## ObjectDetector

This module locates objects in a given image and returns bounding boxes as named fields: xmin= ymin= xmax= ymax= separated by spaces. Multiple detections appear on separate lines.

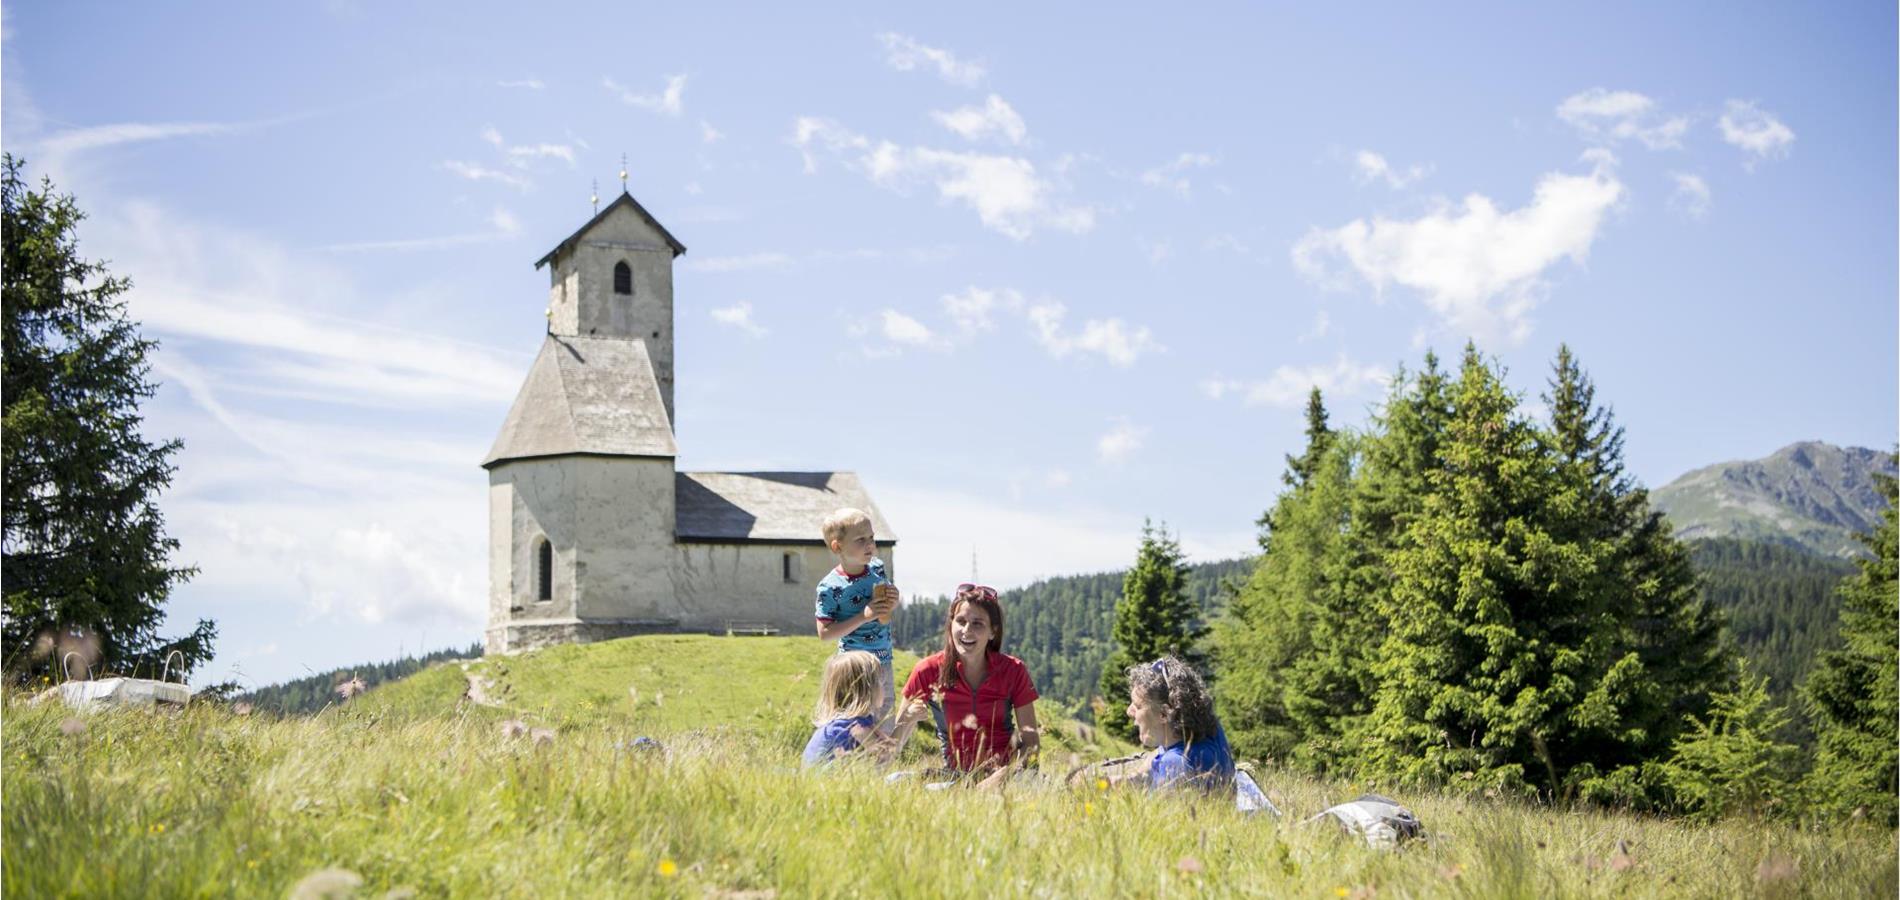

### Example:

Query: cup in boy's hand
xmin=871 ymin=582 xmax=899 ymax=624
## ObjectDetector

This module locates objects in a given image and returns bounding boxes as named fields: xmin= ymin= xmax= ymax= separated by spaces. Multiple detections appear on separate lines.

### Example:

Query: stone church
xmin=482 ymin=189 xmax=896 ymax=654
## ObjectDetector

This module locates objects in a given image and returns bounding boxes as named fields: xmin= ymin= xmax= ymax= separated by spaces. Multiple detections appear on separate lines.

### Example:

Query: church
xmin=481 ymin=187 xmax=897 ymax=654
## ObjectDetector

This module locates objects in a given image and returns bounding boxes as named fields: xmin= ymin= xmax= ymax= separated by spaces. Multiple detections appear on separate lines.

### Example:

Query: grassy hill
xmin=7 ymin=666 xmax=1894 ymax=897
xmin=1655 ymin=441 xmax=1895 ymax=559
xmin=355 ymin=633 xmax=1132 ymax=761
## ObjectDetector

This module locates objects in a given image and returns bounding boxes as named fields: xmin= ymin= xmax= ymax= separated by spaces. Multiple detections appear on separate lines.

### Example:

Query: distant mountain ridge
xmin=1653 ymin=441 xmax=1895 ymax=558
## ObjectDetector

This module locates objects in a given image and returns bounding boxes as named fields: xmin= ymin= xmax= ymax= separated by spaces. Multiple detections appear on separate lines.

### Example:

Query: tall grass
xmin=6 ymin=699 xmax=1894 ymax=898
xmin=6 ymin=635 xmax=1894 ymax=897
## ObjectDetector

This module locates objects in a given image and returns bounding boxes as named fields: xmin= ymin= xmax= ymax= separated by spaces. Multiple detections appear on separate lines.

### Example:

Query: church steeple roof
xmin=482 ymin=334 xmax=677 ymax=468
xmin=533 ymin=191 xmax=687 ymax=270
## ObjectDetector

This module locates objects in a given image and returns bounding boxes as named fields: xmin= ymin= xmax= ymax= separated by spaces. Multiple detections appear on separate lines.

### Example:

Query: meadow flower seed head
xmin=336 ymin=677 xmax=366 ymax=700
xmin=500 ymin=720 xmax=528 ymax=739
xmin=532 ymin=728 xmax=556 ymax=746
xmin=59 ymin=717 xmax=85 ymax=736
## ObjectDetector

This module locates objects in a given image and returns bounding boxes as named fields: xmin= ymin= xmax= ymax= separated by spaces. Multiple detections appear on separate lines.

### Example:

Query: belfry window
xmin=613 ymin=261 xmax=633 ymax=295
xmin=536 ymin=538 xmax=553 ymax=602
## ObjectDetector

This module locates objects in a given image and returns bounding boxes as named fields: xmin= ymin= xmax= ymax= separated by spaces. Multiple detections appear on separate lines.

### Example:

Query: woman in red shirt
xmin=902 ymin=584 xmax=1041 ymax=775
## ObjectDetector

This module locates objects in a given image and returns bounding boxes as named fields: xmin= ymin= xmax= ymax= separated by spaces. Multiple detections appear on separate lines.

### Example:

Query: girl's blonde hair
xmin=813 ymin=650 xmax=881 ymax=726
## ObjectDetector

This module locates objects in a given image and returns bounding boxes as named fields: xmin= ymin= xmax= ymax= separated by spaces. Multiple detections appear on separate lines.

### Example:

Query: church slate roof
xmin=675 ymin=472 xmax=898 ymax=544
xmin=482 ymin=334 xmax=677 ymax=467
xmin=534 ymin=191 xmax=687 ymax=268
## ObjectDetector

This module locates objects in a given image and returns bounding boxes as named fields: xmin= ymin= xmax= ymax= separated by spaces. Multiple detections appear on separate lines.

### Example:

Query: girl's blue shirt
xmin=801 ymin=714 xmax=876 ymax=768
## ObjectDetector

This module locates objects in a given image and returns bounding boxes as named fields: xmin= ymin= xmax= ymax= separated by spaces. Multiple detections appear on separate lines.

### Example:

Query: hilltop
xmin=355 ymin=633 xmax=1133 ymax=760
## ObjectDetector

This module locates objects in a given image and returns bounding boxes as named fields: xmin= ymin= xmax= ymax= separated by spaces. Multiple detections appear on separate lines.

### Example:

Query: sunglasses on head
xmin=1149 ymin=659 xmax=1170 ymax=695
xmin=954 ymin=583 xmax=997 ymax=602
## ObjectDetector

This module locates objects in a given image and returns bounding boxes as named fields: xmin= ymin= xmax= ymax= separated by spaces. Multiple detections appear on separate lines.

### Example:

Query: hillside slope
xmin=1654 ymin=441 xmax=1894 ymax=558
xmin=357 ymin=634 xmax=1131 ymax=759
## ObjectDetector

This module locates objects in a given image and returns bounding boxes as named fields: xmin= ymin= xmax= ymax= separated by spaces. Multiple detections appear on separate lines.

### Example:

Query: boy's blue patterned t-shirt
xmin=814 ymin=558 xmax=892 ymax=661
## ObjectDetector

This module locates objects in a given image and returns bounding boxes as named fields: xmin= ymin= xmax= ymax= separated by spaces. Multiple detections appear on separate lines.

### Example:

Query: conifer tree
xmin=1802 ymin=471 xmax=1898 ymax=823
xmin=1 ymin=156 xmax=210 ymax=682
xmin=1541 ymin=345 xmax=1727 ymax=798
xmin=1284 ymin=387 xmax=1332 ymax=488
xmin=1365 ymin=345 xmax=1618 ymax=796
xmin=1215 ymin=389 xmax=1352 ymax=761
xmin=1097 ymin=521 xmax=1201 ymax=741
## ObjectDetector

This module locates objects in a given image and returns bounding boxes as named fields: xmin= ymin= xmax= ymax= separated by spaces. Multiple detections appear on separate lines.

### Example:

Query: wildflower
xmin=658 ymin=859 xmax=679 ymax=878
xmin=1175 ymin=856 xmax=1203 ymax=875
xmin=148 ymin=823 xmax=165 ymax=835
xmin=1083 ymin=802 xmax=1095 ymax=817
xmin=499 ymin=719 xmax=528 ymax=739
xmin=1095 ymin=778 xmax=1109 ymax=792
xmin=335 ymin=676 xmax=366 ymax=700
xmin=531 ymin=728 xmax=556 ymax=746
xmin=234 ymin=702 xmax=254 ymax=716
xmin=59 ymin=718 xmax=85 ymax=736
xmin=1335 ymin=889 xmax=1350 ymax=898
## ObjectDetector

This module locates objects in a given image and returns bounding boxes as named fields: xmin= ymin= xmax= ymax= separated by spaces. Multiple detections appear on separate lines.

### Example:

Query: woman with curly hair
xmin=1118 ymin=655 xmax=1234 ymax=792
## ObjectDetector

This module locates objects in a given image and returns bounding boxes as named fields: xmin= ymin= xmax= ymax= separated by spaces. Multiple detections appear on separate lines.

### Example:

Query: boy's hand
xmin=869 ymin=582 xmax=898 ymax=619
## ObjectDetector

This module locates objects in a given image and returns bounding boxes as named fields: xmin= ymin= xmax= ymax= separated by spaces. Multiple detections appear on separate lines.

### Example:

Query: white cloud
xmin=498 ymin=78 xmax=544 ymax=90
xmin=441 ymin=160 xmax=531 ymax=191
xmin=700 ymin=120 xmax=724 ymax=144
xmin=932 ymin=95 xmax=1027 ymax=145
xmin=1556 ymin=88 xmax=1688 ymax=150
xmin=1026 ymin=302 xmax=1160 ymax=366
xmin=876 ymin=32 xmax=985 ymax=86
xmin=1298 ymin=310 xmax=1331 ymax=343
xmin=1291 ymin=154 xmax=1624 ymax=345
xmin=941 ymin=286 xmax=1024 ymax=333
xmin=604 ymin=74 xmax=687 ymax=116
xmin=505 ymin=143 xmax=575 ymax=167
xmin=1718 ymin=100 xmax=1795 ymax=165
xmin=1139 ymin=152 xmax=1218 ymax=196
xmin=1139 ymin=237 xmax=1174 ymax=265
xmin=317 ymin=206 xmax=520 ymax=253
xmin=792 ymin=117 xmax=1093 ymax=240
xmin=1043 ymin=469 xmax=1073 ymax=489
xmin=1097 ymin=418 xmax=1149 ymax=464
xmin=36 ymin=121 xmax=242 ymax=158
xmin=682 ymin=252 xmax=793 ymax=273
xmin=1204 ymin=356 xmax=1390 ymax=409
xmin=1354 ymin=150 xmax=1429 ymax=189
xmin=880 ymin=309 xmax=937 ymax=346
xmin=710 ymin=302 xmax=766 ymax=337
xmin=1669 ymin=172 xmax=1712 ymax=220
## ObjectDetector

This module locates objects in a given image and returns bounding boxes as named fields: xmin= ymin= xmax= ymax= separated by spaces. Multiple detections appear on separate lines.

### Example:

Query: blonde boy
xmin=814 ymin=507 xmax=899 ymax=734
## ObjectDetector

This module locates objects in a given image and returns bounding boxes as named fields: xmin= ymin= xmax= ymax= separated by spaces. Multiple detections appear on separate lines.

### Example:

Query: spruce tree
xmin=1540 ymin=345 xmax=1728 ymax=802
xmin=1097 ymin=520 xmax=1200 ymax=741
xmin=1215 ymin=389 xmax=1352 ymax=762
xmin=1365 ymin=345 xmax=1614 ymax=796
xmin=1 ymin=155 xmax=210 ymax=683
xmin=1802 ymin=471 xmax=1898 ymax=823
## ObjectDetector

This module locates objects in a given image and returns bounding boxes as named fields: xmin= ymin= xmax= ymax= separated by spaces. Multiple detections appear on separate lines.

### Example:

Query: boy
xmin=814 ymin=507 xmax=900 ymax=735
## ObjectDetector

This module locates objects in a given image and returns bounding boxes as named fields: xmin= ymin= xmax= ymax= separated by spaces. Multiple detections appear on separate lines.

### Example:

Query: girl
xmin=901 ymin=584 xmax=1042 ymax=776
xmin=802 ymin=650 xmax=925 ymax=768
xmin=1117 ymin=655 xmax=1234 ymax=792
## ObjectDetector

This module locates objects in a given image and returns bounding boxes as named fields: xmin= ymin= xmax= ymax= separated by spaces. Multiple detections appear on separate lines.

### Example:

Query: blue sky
xmin=5 ymin=3 xmax=1894 ymax=688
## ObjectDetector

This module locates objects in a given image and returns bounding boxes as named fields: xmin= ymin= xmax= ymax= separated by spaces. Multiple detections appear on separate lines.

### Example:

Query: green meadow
xmin=4 ymin=635 xmax=1893 ymax=898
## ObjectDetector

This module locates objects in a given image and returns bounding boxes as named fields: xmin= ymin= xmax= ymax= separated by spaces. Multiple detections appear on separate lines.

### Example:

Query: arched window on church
xmin=536 ymin=538 xmax=553 ymax=602
xmin=613 ymin=260 xmax=633 ymax=295
xmin=782 ymin=552 xmax=797 ymax=583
